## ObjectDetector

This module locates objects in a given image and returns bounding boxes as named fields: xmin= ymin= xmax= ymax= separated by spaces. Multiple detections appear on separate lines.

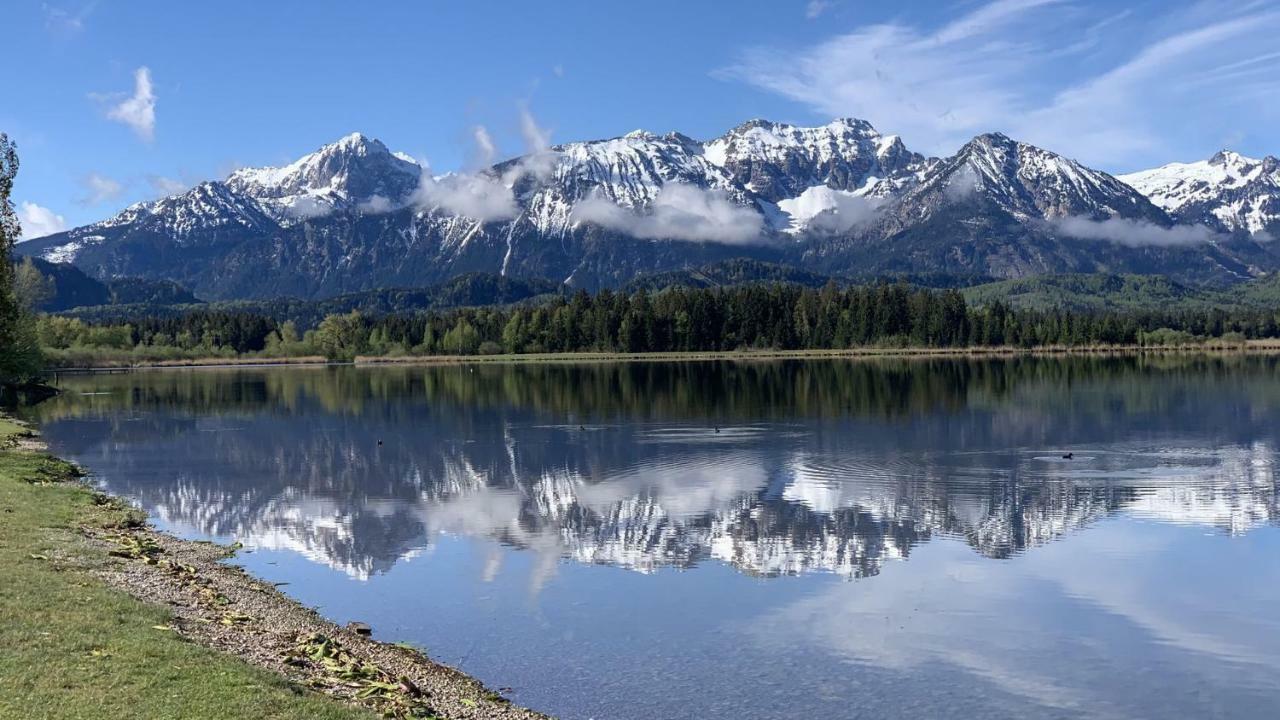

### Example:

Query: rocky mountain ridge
xmin=18 ymin=119 xmax=1279 ymax=299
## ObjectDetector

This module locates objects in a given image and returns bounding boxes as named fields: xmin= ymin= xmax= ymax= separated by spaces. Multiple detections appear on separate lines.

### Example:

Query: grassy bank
xmin=0 ymin=417 xmax=375 ymax=720
xmin=0 ymin=416 xmax=547 ymax=720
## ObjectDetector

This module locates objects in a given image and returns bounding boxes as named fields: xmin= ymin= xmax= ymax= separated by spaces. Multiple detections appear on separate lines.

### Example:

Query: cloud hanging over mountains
xmin=574 ymin=184 xmax=764 ymax=244
xmin=411 ymin=171 xmax=519 ymax=222
xmin=1052 ymin=216 xmax=1220 ymax=247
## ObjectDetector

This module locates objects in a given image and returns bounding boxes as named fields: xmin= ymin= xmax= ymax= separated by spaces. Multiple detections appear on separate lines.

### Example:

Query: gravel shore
xmin=87 ymin=522 xmax=551 ymax=719
xmin=14 ymin=425 xmax=551 ymax=720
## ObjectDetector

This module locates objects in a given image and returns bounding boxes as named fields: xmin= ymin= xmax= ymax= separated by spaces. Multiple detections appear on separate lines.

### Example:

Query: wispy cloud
xmin=363 ymin=106 xmax=559 ymax=222
xmin=511 ymin=106 xmax=558 ymax=181
xmin=722 ymin=1 xmax=1280 ymax=167
xmin=573 ymin=184 xmax=764 ymax=244
xmin=284 ymin=196 xmax=333 ymax=220
xmin=43 ymin=1 xmax=95 ymax=36
xmin=357 ymin=194 xmax=393 ymax=214
xmin=1052 ymin=216 xmax=1220 ymax=247
xmin=472 ymin=125 xmax=497 ymax=167
xmin=97 ymin=67 xmax=157 ymax=142
xmin=720 ymin=0 xmax=1054 ymax=158
xmin=146 ymin=174 xmax=187 ymax=198
xmin=411 ymin=171 xmax=518 ymax=222
xmin=804 ymin=0 xmax=831 ymax=20
xmin=518 ymin=105 xmax=552 ymax=152
xmin=78 ymin=172 xmax=123 ymax=205
xmin=17 ymin=201 xmax=67 ymax=241
xmin=1019 ymin=12 xmax=1280 ymax=163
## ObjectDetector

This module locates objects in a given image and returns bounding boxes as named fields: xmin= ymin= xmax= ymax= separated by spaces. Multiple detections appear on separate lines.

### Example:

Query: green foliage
xmin=33 ymin=277 xmax=1280 ymax=366
xmin=107 ymin=277 xmax=200 ymax=306
xmin=0 ymin=134 xmax=46 ymax=384
xmin=1138 ymin=327 xmax=1195 ymax=346
xmin=313 ymin=311 xmax=369 ymax=360
xmin=12 ymin=257 xmax=55 ymax=310
xmin=0 ymin=419 xmax=375 ymax=719
xmin=59 ymin=271 xmax=558 ymax=329
xmin=961 ymin=273 xmax=1254 ymax=312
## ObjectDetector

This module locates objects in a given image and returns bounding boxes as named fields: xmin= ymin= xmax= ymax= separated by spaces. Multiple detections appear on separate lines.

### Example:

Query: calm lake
xmin=23 ymin=357 xmax=1280 ymax=720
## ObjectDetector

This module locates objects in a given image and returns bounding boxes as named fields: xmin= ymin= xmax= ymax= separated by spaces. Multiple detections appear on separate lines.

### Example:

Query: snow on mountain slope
xmin=21 ymin=133 xmax=421 ymax=264
xmin=917 ymin=132 xmax=1161 ymax=222
xmin=516 ymin=129 xmax=741 ymax=236
xmin=805 ymin=132 xmax=1200 ymax=283
xmin=18 ymin=119 xmax=1278 ymax=297
xmin=704 ymin=118 xmax=929 ymax=202
xmin=1119 ymin=151 xmax=1280 ymax=235
xmin=516 ymin=118 xmax=927 ymax=237
xmin=225 ymin=132 xmax=421 ymax=223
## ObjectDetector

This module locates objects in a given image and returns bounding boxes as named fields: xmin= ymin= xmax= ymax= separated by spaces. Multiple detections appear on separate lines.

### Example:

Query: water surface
xmin=25 ymin=357 xmax=1280 ymax=719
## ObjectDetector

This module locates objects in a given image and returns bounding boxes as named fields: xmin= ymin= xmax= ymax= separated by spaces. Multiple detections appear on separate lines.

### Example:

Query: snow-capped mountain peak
xmin=1119 ymin=150 xmax=1280 ymax=234
xmin=224 ymin=133 xmax=421 ymax=221
xmin=16 ymin=120 xmax=1278 ymax=298
xmin=703 ymin=117 xmax=928 ymax=203
xmin=934 ymin=132 xmax=1160 ymax=221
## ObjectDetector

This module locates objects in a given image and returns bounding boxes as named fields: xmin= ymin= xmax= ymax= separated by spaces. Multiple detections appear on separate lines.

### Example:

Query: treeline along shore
xmin=35 ymin=282 xmax=1280 ymax=366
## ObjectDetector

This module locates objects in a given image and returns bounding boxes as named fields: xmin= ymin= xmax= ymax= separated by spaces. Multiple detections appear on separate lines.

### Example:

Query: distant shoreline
xmin=45 ymin=340 xmax=1280 ymax=373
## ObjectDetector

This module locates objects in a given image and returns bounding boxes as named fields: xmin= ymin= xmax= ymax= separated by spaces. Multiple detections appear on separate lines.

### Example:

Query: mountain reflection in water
xmin=29 ymin=357 xmax=1280 ymax=581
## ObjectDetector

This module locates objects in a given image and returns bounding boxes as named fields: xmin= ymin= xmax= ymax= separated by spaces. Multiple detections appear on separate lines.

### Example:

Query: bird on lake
xmin=1062 ymin=452 xmax=1074 ymax=459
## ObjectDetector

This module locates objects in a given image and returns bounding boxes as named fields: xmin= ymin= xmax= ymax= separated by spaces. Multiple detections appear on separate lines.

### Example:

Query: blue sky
xmin=7 ymin=0 xmax=1279 ymax=238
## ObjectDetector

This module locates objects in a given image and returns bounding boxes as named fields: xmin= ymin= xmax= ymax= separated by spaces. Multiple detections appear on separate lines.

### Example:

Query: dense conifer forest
xmin=35 ymin=282 xmax=1280 ymax=364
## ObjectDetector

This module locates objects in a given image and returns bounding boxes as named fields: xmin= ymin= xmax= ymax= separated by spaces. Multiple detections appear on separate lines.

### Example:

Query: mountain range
xmin=17 ymin=119 xmax=1280 ymax=301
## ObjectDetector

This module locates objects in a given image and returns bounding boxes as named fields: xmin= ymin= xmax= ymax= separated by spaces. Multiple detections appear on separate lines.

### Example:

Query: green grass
xmin=0 ymin=418 xmax=374 ymax=720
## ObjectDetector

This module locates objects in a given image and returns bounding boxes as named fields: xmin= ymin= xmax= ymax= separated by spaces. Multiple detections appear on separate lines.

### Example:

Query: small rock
xmin=398 ymin=675 xmax=422 ymax=697
xmin=347 ymin=621 xmax=372 ymax=636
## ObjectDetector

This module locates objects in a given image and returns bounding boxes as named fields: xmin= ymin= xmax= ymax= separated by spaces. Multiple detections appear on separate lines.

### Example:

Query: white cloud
xmin=722 ymin=2 xmax=1280 ymax=167
xmin=1052 ymin=216 xmax=1220 ymax=247
xmin=1019 ymin=14 xmax=1280 ymax=164
xmin=944 ymin=167 xmax=981 ymax=202
xmin=284 ymin=196 xmax=333 ymax=220
xmin=402 ymin=118 xmax=526 ymax=222
xmin=472 ymin=125 xmax=497 ymax=167
xmin=43 ymin=2 xmax=94 ymax=35
xmin=499 ymin=107 xmax=558 ymax=183
xmin=17 ymin=201 xmax=68 ymax=241
xmin=518 ymin=105 xmax=551 ymax=152
xmin=358 ymin=194 xmax=394 ymax=214
xmin=573 ymin=183 xmax=764 ymax=244
xmin=778 ymin=186 xmax=882 ymax=234
xmin=78 ymin=172 xmax=123 ymax=205
xmin=374 ymin=116 xmax=539 ymax=222
xmin=102 ymin=67 xmax=157 ymax=142
xmin=804 ymin=0 xmax=831 ymax=20
xmin=412 ymin=171 xmax=518 ymax=222
xmin=146 ymin=175 xmax=187 ymax=198
xmin=720 ymin=2 xmax=1050 ymax=158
